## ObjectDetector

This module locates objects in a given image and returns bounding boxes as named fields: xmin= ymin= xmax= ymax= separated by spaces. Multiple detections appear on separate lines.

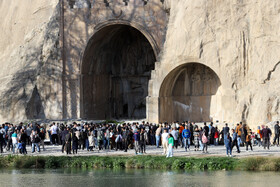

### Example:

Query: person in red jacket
xmin=214 ymin=127 xmax=219 ymax=146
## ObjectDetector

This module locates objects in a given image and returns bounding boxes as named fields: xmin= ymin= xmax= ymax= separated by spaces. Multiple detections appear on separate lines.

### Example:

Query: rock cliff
xmin=0 ymin=0 xmax=61 ymax=122
xmin=157 ymin=0 xmax=280 ymax=127
xmin=0 ymin=0 xmax=280 ymax=128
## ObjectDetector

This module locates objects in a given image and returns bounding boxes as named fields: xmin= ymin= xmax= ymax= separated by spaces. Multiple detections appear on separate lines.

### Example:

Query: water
xmin=0 ymin=169 xmax=279 ymax=187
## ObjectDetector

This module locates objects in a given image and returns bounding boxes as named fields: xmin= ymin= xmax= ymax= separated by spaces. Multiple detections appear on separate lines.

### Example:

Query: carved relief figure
xmin=191 ymin=69 xmax=202 ymax=96
xmin=183 ymin=70 xmax=191 ymax=96
xmin=202 ymin=68 xmax=213 ymax=95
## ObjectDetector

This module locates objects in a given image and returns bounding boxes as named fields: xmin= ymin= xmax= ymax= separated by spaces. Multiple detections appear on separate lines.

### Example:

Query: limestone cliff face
xmin=1 ymin=0 xmax=280 ymax=128
xmin=0 ymin=0 xmax=61 ymax=122
xmin=154 ymin=0 xmax=280 ymax=127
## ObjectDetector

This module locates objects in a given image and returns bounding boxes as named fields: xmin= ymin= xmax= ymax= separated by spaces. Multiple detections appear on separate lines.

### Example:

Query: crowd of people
xmin=0 ymin=120 xmax=279 ymax=158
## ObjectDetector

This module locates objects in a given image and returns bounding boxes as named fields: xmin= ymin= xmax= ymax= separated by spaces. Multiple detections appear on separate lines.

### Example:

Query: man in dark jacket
xmin=139 ymin=128 xmax=148 ymax=154
xmin=203 ymin=122 xmax=209 ymax=137
xmin=122 ymin=127 xmax=129 ymax=152
xmin=231 ymin=129 xmax=240 ymax=153
xmin=61 ymin=127 xmax=69 ymax=153
xmin=273 ymin=121 xmax=280 ymax=146
xmin=65 ymin=127 xmax=72 ymax=155
xmin=262 ymin=126 xmax=272 ymax=150
xmin=19 ymin=129 xmax=28 ymax=154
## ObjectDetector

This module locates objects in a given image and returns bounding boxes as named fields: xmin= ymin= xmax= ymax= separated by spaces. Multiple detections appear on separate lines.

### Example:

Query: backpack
xmin=115 ymin=134 xmax=122 ymax=143
xmin=202 ymin=134 xmax=208 ymax=144
xmin=35 ymin=134 xmax=41 ymax=143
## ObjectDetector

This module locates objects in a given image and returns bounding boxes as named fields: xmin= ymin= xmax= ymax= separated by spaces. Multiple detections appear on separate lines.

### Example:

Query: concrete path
xmin=1 ymin=144 xmax=279 ymax=158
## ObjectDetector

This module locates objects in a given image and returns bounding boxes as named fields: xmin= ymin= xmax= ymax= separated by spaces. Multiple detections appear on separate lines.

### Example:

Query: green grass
xmin=0 ymin=155 xmax=279 ymax=171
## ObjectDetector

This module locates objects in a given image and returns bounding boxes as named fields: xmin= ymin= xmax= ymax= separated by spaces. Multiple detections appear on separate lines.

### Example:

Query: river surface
xmin=0 ymin=169 xmax=279 ymax=187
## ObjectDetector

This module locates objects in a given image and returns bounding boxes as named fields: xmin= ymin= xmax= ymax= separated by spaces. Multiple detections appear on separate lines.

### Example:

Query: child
xmin=18 ymin=141 xmax=23 ymax=154
xmin=246 ymin=132 xmax=253 ymax=151
xmin=202 ymin=131 xmax=208 ymax=153
xmin=166 ymin=134 xmax=174 ymax=158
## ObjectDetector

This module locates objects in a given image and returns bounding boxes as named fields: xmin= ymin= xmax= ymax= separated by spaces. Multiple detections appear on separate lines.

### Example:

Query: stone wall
xmin=0 ymin=0 xmax=62 ymax=122
xmin=62 ymin=0 xmax=167 ymax=119
xmin=147 ymin=0 xmax=280 ymax=128
xmin=1 ymin=0 xmax=280 ymax=129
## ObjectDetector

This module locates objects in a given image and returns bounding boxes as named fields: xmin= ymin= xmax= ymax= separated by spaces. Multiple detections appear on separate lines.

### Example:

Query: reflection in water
xmin=0 ymin=169 xmax=280 ymax=187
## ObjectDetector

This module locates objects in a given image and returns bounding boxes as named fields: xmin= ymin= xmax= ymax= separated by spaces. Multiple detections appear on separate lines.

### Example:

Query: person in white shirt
xmin=50 ymin=123 xmax=58 ymax=145
xmin=161 ymin=129 xmax=169 ymax=155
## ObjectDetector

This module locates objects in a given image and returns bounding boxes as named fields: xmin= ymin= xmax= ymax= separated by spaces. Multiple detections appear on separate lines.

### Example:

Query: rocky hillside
xmin=0 ymin=0 xmax=61 ymax=122
xmin=159 ymin=0 xmax=280 ymax=127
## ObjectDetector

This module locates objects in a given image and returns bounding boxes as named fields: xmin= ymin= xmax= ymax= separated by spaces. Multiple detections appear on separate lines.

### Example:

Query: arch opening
xmin=159 ymin=63 xmax=221 ymax=123
xmin=81 ymin=24 xmax=156 ymax=119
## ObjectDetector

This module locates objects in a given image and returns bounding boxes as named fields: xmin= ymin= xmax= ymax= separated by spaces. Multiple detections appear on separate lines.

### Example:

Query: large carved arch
xmin=157 ymin=62 xmax=221 ymax=123
xmin=61 ymin=0 xmax=167 ymax=119
xmin=80 ymin=23 xmax=156 ymax=119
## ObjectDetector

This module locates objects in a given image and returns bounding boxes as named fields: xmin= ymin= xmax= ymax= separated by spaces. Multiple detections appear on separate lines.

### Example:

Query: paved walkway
xmin=1 ymin=144 xmax=280 ymax=158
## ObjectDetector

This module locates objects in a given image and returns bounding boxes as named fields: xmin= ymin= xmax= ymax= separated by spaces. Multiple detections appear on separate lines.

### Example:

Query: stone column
xmin=146 ymin=96 xmax=159 ymax=123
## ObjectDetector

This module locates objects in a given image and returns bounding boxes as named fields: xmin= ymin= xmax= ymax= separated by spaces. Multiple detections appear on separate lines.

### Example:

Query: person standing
xmin=133 ymin=128 xmax=140 ymax=155
xmin=72 ymin=131 xmax=79 ymax=154
xmin=88 ymin=131 xmax=94 ymax=151
xmin=246 ymin=132 xmax=253 ymax=151
xmin=50 ymin=123 xmax=58 ymax=145
xmin=171 ymin=127 xmax=179 ymax=149
xmin=256 ymin=126 xmax=262 ymax=147
xmin=189 ymin=122 xmax=194 ymax=145
xmin=182 ymin=126 xmax=191 ymax=151
xmin=210 ymin=124 xmax=215 ymax=145
xmin=203 ymin=122 xmax=209 ymax=141
xmin=214 ymin=127 xmax=219 ymax=146
xmin=224 ymin=133 xmax=232 ymax=157
xmin=61 ymin=127 xmax=69 ymax=153
xmin=62 ymin=127 xmax=72 ymax=155
xmin=241 ymin=124 xmax=248 ymax=146
xmin=222 ymin=124 xmax=229 ymax=144
xmin=273 ymin=121 xmax=280 ymax=146
xmin=105 ymin=127 xmax=110 ymax=150
xmin=199 ymin=127 xmax=204 ymax=151
xmin=19 ymin=129 xmax=28 ymax=154
xmin=115 ymin=132 xmax=122 ymax=151
xmin=26 ymin=124 xmax=32 ymax=145
xmin=31 ymin=130 xmax=40 ymax=153
xmin=231 ymin=129 xmax=240 ymax=153
xmin=262 ymin=126 xmax=271 ymax=150
xmin=6 ymin=127 xmax=13 ymax=152
xmin=202 ymin=130 xmax=208 ymax=153
xmin=161 ymin=129 xmax=169 ymax=155
xmin=39 ymin=126 xmax=46 ymax=151
xmin=11 ymin=130 xmax=18 ymax=154
xmin=155 ymin=124 xmax=162 ymax=148
xmin=179 ymin=124 xmax=184 ymax=147
xmin=0 ymin=126 xmax=4 ymax=153
xmin=65 ymin=127 xmax=72 ymax=154
xmin=166 ymin=134 xmax=174 ymax=158
xmin=236 ymin=123 xmax=242 ymax=147
xmin=139 ymin=128 xmax=148 ymax=154
xmin=122 ymin=127 xmax=129 ymax=152
xmin=193 ymin=127 xmax=200 ymax=151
